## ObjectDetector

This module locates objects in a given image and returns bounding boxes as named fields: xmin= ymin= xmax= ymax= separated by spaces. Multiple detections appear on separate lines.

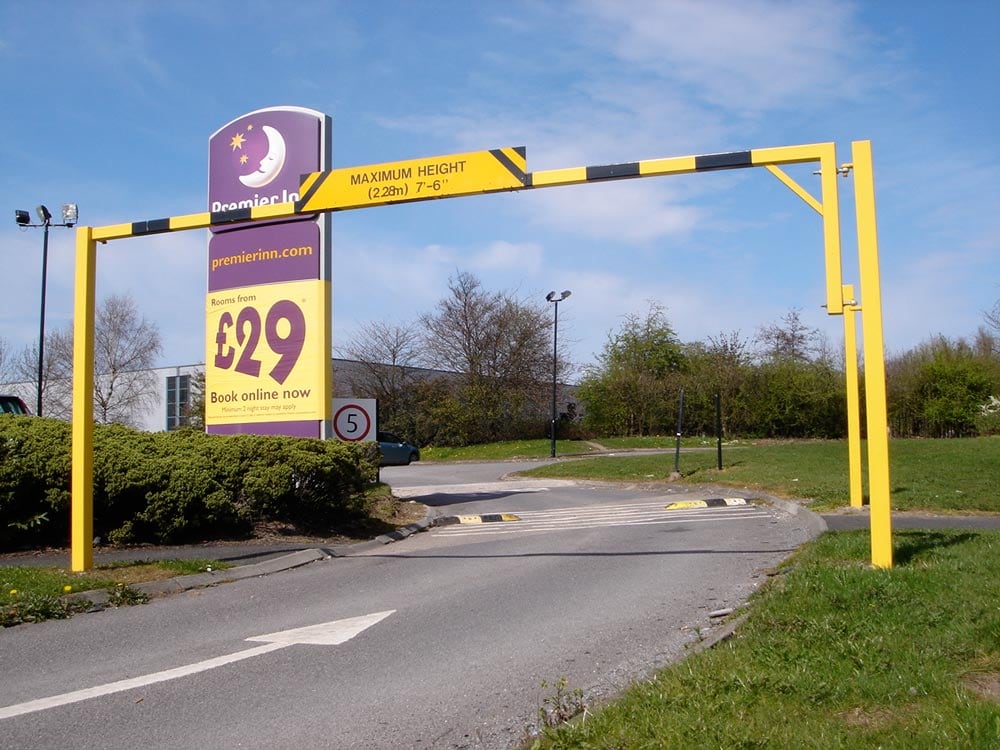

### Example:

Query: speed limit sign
xmin=332 ymin=399 xmax=376 ymax=442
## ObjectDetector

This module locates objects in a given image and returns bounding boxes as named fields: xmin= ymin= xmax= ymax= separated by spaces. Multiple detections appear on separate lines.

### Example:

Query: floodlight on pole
xmin=545 ymin=290 xmax=571 ymax=458
xmin=14 ymin=202 xmax=80 ymax=416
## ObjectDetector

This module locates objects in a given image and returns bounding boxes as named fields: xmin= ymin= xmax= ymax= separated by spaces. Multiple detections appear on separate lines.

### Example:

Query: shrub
xmin=0 ymin=417 xmax=380 ymax=550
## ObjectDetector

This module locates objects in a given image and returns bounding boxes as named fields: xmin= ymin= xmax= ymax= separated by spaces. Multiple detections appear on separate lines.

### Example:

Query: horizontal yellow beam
xmin=752 ymin=143 xmax=830 ymax=165
xmin=528 ymin=166 xmax=588 ymax=187
xmin=640 ymin=155 xmax=698 ymax=176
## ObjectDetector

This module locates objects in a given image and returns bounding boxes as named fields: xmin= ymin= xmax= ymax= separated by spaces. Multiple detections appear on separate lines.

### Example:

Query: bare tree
xmin=418 ymin=270 xmax=562 ymax=441
xmin=22 ymin=294 xmax=163 ymax=425
xmin=0 ymin=337 xmax=12 ymax=387
xmin=91 ymin=294 xmax=163 ymax=425
xmin=986 ymin=299 xmax=1000 ymax=335
xmin=183 ymin=369 xmax=207 ymax=430
xmin=754 ymin=308 xmax=822 ymax=362
xmin=10 ymin=329 xmax=74 ymax=416
xmin=419 ymin=271 xmax=554 ymax=385
xmin=336 ymin=321 xmax=424 ymax=424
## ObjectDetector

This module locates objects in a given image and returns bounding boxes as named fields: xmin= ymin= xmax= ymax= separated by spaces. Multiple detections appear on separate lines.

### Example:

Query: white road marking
xmin=0 ymin=610 xmax=395 ymax=721
xmin=391 ymin=480 xmax=574 ymax=499
xmin=433 ymin=502 xmax=772 ymax=536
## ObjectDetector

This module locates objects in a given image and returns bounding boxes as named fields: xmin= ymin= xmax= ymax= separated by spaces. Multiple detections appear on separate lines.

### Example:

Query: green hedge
xmin=0 ymin=416 xmax=380 ymax=550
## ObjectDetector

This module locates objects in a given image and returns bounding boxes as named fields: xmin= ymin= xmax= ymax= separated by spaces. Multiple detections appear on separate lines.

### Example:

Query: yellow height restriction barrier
xmin=70 ymin=139 xmax=893 ymax=570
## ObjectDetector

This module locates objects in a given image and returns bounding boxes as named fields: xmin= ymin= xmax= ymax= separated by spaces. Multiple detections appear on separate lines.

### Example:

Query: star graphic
xmin=230 ymin=132 xmax=246 ymax=150
xmin=240 ymin=154 xmax=248 ymax=164
xmin=247 ymin=124 xmax=254 ymax=131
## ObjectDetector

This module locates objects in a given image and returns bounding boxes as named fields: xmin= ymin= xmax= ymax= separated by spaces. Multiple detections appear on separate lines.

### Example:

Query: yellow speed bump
xmin=437 ymin=513 xmax=522 ymax=526
xmin=665 ymin=498 xmax=747 ymax=510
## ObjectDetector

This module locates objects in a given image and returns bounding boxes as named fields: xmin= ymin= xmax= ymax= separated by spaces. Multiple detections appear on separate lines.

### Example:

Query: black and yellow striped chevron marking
xmin=665 ymin=498 xmax=748 ymax=510
xmin=435 ymin=513 xmax=522 ymax=526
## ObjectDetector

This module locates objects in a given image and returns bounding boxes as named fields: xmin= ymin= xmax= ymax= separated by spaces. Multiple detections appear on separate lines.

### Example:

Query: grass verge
xmin=520 ymin=437 xmax=1000 ymax=513
xmin=1 ymin=559 xmax=229 ymax=627
xmin=420 ymin=439 xmax=599 ymax=461
xmin=532 ymin=529 xmax=1000 ymax=749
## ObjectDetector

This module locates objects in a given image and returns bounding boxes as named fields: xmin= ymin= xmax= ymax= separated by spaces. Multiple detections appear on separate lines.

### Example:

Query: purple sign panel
xmin=208 ymin=106 xmax=328 ymax=232
xmin=208 ymin=221 xmax=321 ymax=293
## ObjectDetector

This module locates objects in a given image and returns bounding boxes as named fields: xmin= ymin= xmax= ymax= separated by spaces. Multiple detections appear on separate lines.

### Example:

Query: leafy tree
xmin=738 ymin=358 xmax=845 ymax=438
xmin=680 ymin=331 xmax=752 ymax=436
xmin=577 ymin=302 xmax=686 ymax=436
xmin=887 ymin=335 xmax=999 ymax=437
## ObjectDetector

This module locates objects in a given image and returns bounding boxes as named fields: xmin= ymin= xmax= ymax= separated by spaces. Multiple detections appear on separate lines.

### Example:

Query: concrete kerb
xmin=754 ymin=492 xmax=829 ymax=539
xmin=62 ymin=515 xmax=438 ymax=611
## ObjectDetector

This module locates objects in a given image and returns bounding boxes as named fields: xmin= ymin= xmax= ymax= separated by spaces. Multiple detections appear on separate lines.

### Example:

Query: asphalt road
xmin=1 ymin=461 xmax=824 ymax=748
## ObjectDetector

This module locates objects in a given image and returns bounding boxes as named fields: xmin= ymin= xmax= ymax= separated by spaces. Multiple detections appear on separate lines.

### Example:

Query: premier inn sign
xmin=205 ymin=107 xmax=332 ymax=438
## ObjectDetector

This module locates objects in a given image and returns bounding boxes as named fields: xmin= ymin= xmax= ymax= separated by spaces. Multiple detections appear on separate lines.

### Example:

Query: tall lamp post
xmin=545 ymin=290 xmax=571 ymax=458
xmin=14 ymin=203 xmax=79 ymax=416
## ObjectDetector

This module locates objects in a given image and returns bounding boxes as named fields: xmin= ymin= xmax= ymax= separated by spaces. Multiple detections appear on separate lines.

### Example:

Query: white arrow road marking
xmin=246 ymin=610 xmax=395 ymax=646
xmin=0 ymin=610 xmax=395 ymax=721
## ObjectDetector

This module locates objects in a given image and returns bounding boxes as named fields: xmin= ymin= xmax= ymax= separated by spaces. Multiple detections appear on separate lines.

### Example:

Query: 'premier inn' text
xmin=211 ymin=188 xmax=300 ymax=212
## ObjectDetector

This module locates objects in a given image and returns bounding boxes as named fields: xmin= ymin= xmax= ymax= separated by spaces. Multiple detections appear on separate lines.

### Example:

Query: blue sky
xmin=1 ymin=0 xmax=998 ymax=377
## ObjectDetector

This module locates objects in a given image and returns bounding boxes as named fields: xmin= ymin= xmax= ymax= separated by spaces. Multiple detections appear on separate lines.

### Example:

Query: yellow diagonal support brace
xmin=764 ymin=165 xmax=822 ymax=215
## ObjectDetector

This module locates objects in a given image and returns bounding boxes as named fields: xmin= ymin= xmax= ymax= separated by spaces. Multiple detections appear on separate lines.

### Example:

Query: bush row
xmin=0 ymin=416 xmax=380 ymax=550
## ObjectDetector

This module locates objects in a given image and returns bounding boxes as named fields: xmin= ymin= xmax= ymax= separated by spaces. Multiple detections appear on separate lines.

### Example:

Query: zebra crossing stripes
xmin=431 ymin=500 xmax=771 ymax=537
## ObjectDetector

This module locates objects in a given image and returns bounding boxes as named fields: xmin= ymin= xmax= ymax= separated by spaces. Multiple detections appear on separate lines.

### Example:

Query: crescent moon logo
xmin=239 ymin=125 xmax=286 ymax=188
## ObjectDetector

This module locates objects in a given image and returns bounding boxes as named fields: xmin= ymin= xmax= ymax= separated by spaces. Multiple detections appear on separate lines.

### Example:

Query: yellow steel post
xmin=71 ymin=227 xmax=97 ymax=572
xmin=842 ymin=284 xmax=864 ymax=508
xmin=852 ymin=141 xmax=893 ymax=568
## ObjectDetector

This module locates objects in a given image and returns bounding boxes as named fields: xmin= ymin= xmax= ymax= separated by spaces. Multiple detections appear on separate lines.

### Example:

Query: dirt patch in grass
xmin=962 ymin=672 xmax=1000 ymax=702
xmin=94 ymin=566 xmax=187 ymax=585
xmin=838 ymin=706 xmax=902 ymax=729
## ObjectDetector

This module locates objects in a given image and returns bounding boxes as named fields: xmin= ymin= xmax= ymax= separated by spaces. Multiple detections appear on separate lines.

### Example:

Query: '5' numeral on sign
xmin=214 ymin=300 xmax=306 ymax=384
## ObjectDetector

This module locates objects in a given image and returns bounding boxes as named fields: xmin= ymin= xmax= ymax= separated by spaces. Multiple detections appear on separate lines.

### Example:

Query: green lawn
xmin=419 ymin=439 xmax=600 ymax=461
xmin=533 ymin=529 xmax=1000 ymax=749
xmin=518 ymin=437 xmax=1000 ymax=513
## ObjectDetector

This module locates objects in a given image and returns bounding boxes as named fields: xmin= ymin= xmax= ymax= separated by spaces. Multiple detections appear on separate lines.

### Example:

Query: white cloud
xmin=470 ymin=240 xmax=545 ymax=274
xmin=525 ymin=181 xmax=705 ymax=243
xmin=580 ymin=0 xmax=868 ymax=111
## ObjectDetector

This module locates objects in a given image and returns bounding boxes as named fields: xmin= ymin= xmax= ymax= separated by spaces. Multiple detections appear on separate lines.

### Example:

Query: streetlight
xmin=14 ymin=203 xmax=78 ymax=416
xmin=545 ymin=290 xmax=571 ymax=458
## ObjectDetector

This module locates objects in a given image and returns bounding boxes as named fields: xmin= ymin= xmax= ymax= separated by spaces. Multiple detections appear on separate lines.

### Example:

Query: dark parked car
xmin=0 ymin=395 xmax=30 ymax=415
xmin=377 ymin=431 xmax=420 ymax=466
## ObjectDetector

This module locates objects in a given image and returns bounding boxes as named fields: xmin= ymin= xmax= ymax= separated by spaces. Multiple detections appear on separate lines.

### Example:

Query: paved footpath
xmin=822 ymin=509 xmax=1000 ymax=532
